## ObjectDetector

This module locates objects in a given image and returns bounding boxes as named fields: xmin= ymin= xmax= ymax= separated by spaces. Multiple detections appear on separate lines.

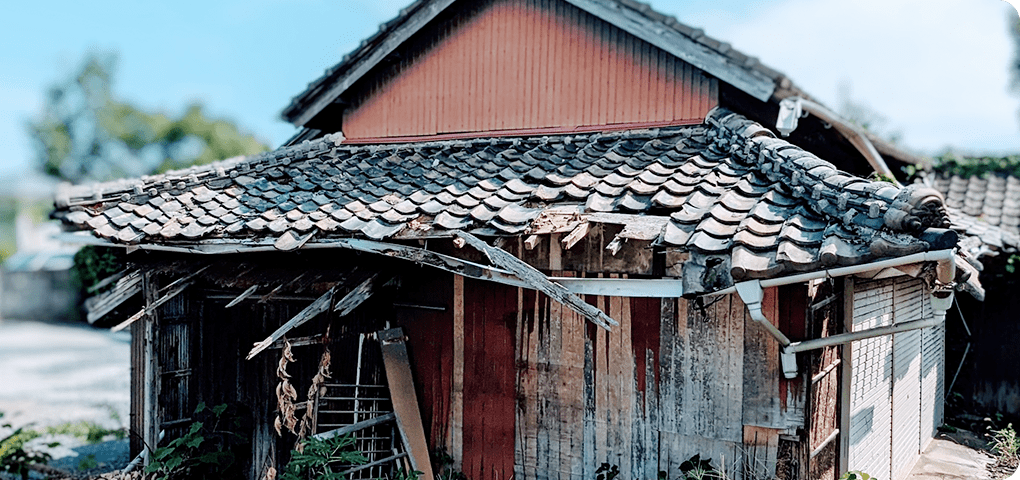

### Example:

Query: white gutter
xmin=777 ymin=97 xmax=898 ymax=183
xmin=715 ymin=249 xmax=956 ymax=298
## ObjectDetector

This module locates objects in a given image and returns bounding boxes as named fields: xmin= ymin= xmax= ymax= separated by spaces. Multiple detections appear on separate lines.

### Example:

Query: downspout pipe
xmin=730 ymin=249 xmax=957 ymax=379
xmin=776 ymin=96 xmax=898 ymax=183
xmin=784 ymin=292 xmax=953 ymax=355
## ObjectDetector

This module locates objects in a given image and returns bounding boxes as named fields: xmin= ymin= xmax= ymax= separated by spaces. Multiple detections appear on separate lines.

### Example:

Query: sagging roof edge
xmin=281 ymin=0 xmax=778 ymax=127
xmin=60 ymin=231 xmax=973 ymax=300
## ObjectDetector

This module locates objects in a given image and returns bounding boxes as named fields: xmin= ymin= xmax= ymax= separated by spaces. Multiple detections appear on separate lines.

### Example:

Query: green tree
xmin=27 ymin=53 xmax=269 ymax=184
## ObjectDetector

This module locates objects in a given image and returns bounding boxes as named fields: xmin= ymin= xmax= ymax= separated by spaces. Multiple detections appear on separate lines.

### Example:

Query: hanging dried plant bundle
xmin=274 ymin=339 xmax=300 ymax=436
xmin=294 ymin=326 xmax=333 ymax=450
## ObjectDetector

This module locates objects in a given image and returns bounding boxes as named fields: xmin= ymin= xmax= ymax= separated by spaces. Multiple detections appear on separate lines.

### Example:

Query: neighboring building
xmin=53 ymin=1 xmax=973 ymax=479
xmin=0 ymin=211 xmax=80 ymax=321
xmin=929 ymin=158 xmax=1020 ymax=418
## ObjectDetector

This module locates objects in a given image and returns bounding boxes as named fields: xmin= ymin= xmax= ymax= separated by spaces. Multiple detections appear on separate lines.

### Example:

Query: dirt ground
xmin=0 ymin=317 xmax=131 ymax=478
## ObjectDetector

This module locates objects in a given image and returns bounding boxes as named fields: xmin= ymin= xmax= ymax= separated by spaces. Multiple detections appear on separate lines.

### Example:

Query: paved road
xmin=0 ymin=317 xmax=129 ymax=431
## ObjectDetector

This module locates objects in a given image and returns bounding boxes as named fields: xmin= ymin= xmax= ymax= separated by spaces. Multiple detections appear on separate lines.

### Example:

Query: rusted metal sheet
xmin=342 ymin=0 xmax=716 ymax=140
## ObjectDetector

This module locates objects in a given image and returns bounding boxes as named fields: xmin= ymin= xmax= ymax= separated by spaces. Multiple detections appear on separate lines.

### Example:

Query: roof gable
xmin=281 ymin=0 xmax=780 ymax=128
xmin=341 ymin=0 xmax=719 ymax=140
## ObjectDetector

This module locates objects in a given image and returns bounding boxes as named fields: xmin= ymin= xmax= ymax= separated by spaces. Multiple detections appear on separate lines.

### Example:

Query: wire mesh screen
xmin=315 ymin=334 xmax=408 ymax=479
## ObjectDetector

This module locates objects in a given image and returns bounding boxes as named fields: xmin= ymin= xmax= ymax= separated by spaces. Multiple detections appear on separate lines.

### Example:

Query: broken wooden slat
xmin=248 ymin=274 xmax=381 ymax=360
xmin=110 ymin=269 xmax=204 ymax=332
xmin=85 ymin=270 xmax=142 ymax=324
xmin=331 ymin=238 xmax=530 ymax=288
xmin=524 ymin=235 xmax=541 ymax=250
xmin=377 ymin=328 xmax=435 ymax=480
xmin=110 ymin=308 xmax=146 ymax=333
xmin=333 ymin=274 xmax=380 ymax=316
xmin=453 ymin=231 xmax=617 ymax=329
xmin=312 ymin=412 xmax=397 ymax=441
xmin=268 ymin=334 xmax=325 ymax=350
xmin=225 ymin=285 xmax=259 ymax=308
xmin=561 ymin=222 xmax=590 ymax=250
xmin=605 ymin=235 xmax=624 ymax=256
xmin=87 ymin=269 xmax=129 ymax=294
xmin=247 ymin=285 xmax=338 ymax=360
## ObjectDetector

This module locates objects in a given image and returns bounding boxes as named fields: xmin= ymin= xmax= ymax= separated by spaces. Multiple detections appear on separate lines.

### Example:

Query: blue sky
xmin=2 ymin=0 xmax=1019 ymax=191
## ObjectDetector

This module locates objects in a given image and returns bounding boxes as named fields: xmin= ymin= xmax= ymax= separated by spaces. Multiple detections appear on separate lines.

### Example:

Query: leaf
xmin=195 ymin=402 xmax=207 ymax=414
xmin=189 ymin=421 xmax=204 ymax=435
xmin=212 ymin=404 xmax=228 ymax=417
xmin=185 ymin=435 xmax=204 ymax=449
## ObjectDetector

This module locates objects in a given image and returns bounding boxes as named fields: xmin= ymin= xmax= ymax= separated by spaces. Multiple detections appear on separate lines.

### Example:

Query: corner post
xmin=141 ymin=271 xmax=161 ymax=466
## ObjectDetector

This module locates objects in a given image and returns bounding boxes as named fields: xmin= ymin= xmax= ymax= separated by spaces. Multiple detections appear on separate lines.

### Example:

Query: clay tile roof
xmin=54 ymin=109 xmax=955 ymax=294
xmin=928 ymin=157 xmax=1020 ymax=255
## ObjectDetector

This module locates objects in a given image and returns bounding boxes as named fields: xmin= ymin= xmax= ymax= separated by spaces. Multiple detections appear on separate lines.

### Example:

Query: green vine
xmin=931 ymin=153 xmax=1020 ymax=179
xmin=72 ymin=245 xmax=124 ymax=293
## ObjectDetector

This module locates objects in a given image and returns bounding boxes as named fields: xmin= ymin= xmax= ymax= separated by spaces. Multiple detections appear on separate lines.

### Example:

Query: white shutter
xmin=848 ymin=277 xmax=940 ymax=480
xmin=891 ymin=280 xmax=925 ymax=479
xmin=920 ymin=307 xmax=945 ymax=448
xmin=848 ymin=279 xmax=895 ymax=479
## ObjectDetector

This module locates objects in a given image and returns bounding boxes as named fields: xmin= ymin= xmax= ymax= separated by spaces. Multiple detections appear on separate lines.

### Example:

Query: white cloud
xmin=652 ymin=0 xmax=1020 ymax=154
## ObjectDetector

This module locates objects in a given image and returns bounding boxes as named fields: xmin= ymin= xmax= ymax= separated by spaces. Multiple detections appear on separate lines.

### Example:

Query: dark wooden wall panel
xmin=393 ymin=271 xmax=455 ymax=451
xmin=342 ymin=0 xmax=717 ymax=140
xmin=461 ymin=279 xmax=518 ymax=480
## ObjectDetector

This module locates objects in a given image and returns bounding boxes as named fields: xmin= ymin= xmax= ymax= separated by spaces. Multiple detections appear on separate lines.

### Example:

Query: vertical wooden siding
xmin=342 ymin=0 xmax=717 ymax=140
xmin=460 ymin=279 xmax=518 ymax=480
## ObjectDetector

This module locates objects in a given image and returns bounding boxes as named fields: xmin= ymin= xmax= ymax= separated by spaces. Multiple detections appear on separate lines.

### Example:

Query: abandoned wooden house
xmin=53 ymin=1 xmax=980 ymax=479
xmin=927 ymin=159 xmax=1020 ymax=419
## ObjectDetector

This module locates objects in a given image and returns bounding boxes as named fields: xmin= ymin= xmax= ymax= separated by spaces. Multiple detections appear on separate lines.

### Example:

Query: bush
xmin=145 ymin=403 xmax=249 ymax=480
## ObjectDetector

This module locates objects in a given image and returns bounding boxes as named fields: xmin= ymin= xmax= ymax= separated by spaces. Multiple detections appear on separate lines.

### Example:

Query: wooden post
xmin=377 ymin=328 xmax=435 ymax=480
xmin=839 ymin=277 xmax=854 ymax=474
xmin=142 ymin=271 xmax=160 ymax=466
xmin=450 ymin=274 xmax=465 ymax=470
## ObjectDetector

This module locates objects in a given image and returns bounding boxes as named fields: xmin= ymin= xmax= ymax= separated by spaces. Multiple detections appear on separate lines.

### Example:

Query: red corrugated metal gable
xmin=342 ymin=0 xmax=717 ymax=140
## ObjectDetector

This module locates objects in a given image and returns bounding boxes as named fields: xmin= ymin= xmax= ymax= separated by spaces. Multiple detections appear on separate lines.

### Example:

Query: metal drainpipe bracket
xmin=735 ymin=280 xmax=797 ymax=378
xmin=930 ymin=287 xmax=955 ymax=323
xmin=780 ymin=349 xmax=798 ymax=379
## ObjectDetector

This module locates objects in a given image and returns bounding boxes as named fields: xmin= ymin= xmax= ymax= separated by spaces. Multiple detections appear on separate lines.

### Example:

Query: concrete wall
xmin=0 ymin=268 xmax=80 ymax=322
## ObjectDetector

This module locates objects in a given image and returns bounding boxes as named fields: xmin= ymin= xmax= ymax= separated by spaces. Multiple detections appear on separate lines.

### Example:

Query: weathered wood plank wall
xmin=342 ymin=0 xmax=717 ymax=141
xmin=426 ymin=273 xmax=797 ymax=480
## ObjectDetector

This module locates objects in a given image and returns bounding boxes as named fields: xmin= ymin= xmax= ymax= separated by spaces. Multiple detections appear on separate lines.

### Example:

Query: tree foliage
xmin=27 ymin=53 xmax=269 ymax=184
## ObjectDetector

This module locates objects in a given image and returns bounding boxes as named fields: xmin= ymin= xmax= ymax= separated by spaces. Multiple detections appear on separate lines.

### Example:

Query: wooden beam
xmin=247 ymin=274 xmax=381 ymax=360
xmin=377 ymin=328 xmax=435 ymax=480
xmin=453 ymin=231 xmax=617 ymax=330
xmin=225 ymin=285 xmax=259 ymax=308
xmin=247 ymin=285 xmax=338 ymax=360
xmin=561 ymin=222 xmax=590 ymax=250
xmin=333 ymin=273 xmax=380 ymax=316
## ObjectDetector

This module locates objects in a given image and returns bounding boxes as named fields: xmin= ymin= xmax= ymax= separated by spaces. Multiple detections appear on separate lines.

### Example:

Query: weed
xmin=839 ymin=471 xmax=871 ymax=480
xmin=0 ymin=413 xmax=53 ymax=480
xmin=433 ymin=448 xmax=466 ymax=480
xmin=679 ymin=454 xmax=722 ymax=479
xmin=990 ymin=423 xmax=1020 ymax=467
xmin=78 ymin=454 xmax=99 ymax=471
xmin=46 ymin=421 xmax=125 ymax=444
xmin=145 ymin=402 xmax=249 ymax=480
xmin=279 ymin=433 xmax=368 ymax=480
xmin=595 ymin=463 xmax=620 ymax=480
